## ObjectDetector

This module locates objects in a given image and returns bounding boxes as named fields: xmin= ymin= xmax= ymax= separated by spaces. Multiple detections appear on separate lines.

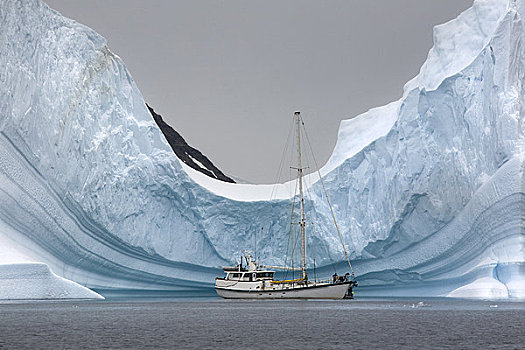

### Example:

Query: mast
xmin=295 ymin=111 xmax=307 ymax=280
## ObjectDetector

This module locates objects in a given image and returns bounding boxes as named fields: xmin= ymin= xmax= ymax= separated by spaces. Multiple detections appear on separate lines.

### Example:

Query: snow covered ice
xmin=0 ymin=263 xmax=103 ymax=300
xmin=0 ymin=0 xmax=523 ymax=299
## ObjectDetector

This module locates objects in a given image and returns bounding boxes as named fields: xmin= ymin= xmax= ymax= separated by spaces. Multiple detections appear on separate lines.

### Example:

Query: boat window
xmin=256 ymin=272 xmax=274 ymax=279
xmin=227 ymin=273 xmax=240 ymax=279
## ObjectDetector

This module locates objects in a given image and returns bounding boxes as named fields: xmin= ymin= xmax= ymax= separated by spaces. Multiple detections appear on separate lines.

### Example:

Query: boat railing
xmin=269 ymin=278 xmax=305 ymax=284
xmin=260 ymin=265 xmax=302 ymax=271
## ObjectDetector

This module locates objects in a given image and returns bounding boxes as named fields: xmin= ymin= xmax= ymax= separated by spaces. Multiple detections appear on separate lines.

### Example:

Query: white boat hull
xmin=216 ymin=282 xmax=351 ymax=300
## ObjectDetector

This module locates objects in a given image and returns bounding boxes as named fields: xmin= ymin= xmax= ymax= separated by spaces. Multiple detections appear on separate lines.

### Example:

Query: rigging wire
xmin=284 ymin=159 xmax=300 ymax=280
xmin=278 ymin=119 xmax=300 ymax=280
xmin=299 ymin=123 xmax=339 ymax=276
xmin=303 ymin=114 xmax=345 ymax=279
xmin=257 ymin=111 xmax=356 ymax=281
xmin=300 ymin=118 xmax=356 ymax=278
xmin=269 ymin=117 xmax=295 ymax=200
xmin=263 ymin=116 xmax=295 ymax=277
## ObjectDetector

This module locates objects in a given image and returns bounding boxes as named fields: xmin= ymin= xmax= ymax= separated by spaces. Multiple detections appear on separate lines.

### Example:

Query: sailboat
xmin=215 ymin=112 xmax=357 ymax=299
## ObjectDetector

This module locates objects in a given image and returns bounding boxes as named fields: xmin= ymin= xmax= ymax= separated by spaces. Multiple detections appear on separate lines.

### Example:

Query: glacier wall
xmin=0 ymin=0 xmax=523 ymax=298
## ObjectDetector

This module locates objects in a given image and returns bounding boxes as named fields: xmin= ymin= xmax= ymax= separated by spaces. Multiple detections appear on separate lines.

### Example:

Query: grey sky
xmin=46 ymin=0 xmax=473 ymax=183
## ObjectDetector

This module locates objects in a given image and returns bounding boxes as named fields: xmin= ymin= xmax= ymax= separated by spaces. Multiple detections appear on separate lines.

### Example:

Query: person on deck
xmin=332 ymin=273 xmax=338 ymax=283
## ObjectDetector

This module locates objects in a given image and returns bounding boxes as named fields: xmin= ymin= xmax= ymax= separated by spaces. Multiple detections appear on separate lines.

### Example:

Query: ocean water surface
xmin=0 ymin=298 xmax=523 ymax=349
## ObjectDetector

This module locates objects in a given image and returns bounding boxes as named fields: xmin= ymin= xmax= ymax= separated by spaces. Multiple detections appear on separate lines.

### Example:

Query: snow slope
xmin=0 ymin=263 xmax=103 ymax=300
xmin=0 ymin=0 xmax=523 ymax=299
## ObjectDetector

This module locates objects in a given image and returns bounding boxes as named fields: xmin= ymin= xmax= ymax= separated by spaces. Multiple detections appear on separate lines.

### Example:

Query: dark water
xmin=0 ymin=298 xmax=523 ymax=349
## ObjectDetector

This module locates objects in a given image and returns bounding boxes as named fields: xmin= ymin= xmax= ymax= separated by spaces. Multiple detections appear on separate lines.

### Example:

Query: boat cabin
xmin=223 ymin=270 xmax=275 ymax=282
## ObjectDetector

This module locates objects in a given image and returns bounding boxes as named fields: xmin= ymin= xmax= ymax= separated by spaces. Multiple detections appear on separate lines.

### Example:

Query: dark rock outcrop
xmin=147 ymin=105 xmax=235 ymax=183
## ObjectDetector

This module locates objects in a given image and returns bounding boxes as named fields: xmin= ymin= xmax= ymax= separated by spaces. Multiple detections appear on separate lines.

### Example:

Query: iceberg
xmin=0 ymin=0 xmax=523 ymax=299
xmin=0 ymin=263 xmax=103 ymax=300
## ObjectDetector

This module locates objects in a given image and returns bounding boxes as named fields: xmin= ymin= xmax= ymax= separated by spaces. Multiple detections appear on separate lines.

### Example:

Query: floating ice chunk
xmin=0 ymin=263 xmax=103 ymax=300
xmin=447 ymin=277 xmax=510 ymax=300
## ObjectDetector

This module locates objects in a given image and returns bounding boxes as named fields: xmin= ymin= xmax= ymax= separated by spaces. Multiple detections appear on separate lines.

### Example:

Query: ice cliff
xmin=0 ymin=0 xmax=523 ymax=299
